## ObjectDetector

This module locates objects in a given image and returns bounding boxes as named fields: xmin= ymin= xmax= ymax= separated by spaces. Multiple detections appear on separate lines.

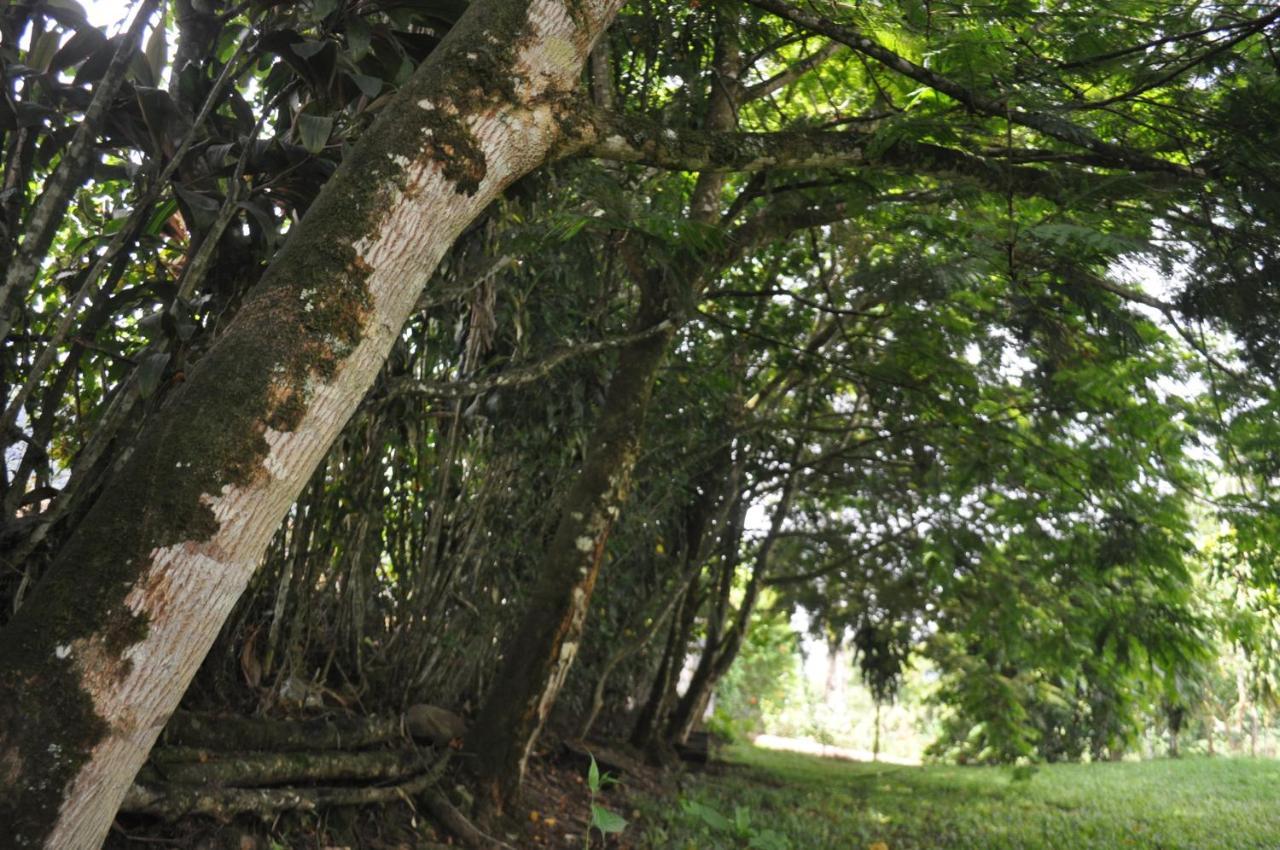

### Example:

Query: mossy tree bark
xmin=0 ymin=1 xmax=622 ymax=847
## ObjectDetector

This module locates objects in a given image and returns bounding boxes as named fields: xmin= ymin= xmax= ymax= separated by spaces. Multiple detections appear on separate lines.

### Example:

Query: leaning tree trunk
xmin=0 ymin=1 xmax=621 ymax=846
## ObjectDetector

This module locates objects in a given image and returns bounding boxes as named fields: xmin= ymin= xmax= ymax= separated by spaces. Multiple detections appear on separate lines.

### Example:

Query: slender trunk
xmin=468 ymin=15 xmax=747 ymax=804
xmin=578 ymin=582 xmax=687 ymax=742
xmin=468 ymin=279 xmax=677 ymax=810
xmin=825 ymin=638 xmax=840 ymax=699
xmin=0 ymin=2 xmax=621 ymax=846
xmin=577 ymin=452 xmax=739 ymax=741
xmin=668 ymin=465 xmax=797 ymax=746
xmin=632 ymin=488 xmax=742 ymax=754
xmin=873 ymin=702 xmax=882 ymax=762
xmin=667 ymin=552 xmax=737 ymax=742
xmin=630 ymin=585 xmax=689 ymax=749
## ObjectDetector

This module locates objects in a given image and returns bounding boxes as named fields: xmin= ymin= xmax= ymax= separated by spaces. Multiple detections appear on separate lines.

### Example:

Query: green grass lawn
xmin=632 ymin=744 xmax=1280 ymax=849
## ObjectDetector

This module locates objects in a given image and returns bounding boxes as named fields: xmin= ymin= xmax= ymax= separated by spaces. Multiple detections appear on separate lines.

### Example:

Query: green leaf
xmin=144 ymin=19 xmax=167 ymax=83
xmin=346 ymin=16 xmax=373 ymax=60
xmin=136 ymin=352 xmax=170 ymax=399
xmin=297 ymin=113 xmax=334 ymax=154
xmin=749 ymin=830 xmax=791 ymax=850
xmin=312 ymin=0 xmax=340 ymax=19
xmin=28 ymin=30 xmax=63 ymax=73
xmin=44 ymin=0 xmax=90 ymax=23
xmin=144 ymin=199 xmax=179 ymax=237
xmin=172 ymin=183 xmax=221 ymax=231
xmin=346 ymin=71 xmax=382 ymax=99
xmin=291 ymin=40 xmax=328 ymax=60
xmin=681 ymin=799 xmax=731 ymax=831
xmin=587 ymin=753 xmax=600 ymax=793
xmin=589 ymin=804 xmax=628 ymax=835
xmin=49 ymin=29 xmax=106 ymax=72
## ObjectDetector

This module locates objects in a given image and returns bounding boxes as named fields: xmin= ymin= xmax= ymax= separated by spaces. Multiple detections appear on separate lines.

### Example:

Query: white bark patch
xmin=519 ymin=584 xmax=591 ymax=777
xmin=261 ymin=427 xmax=290 ymax=479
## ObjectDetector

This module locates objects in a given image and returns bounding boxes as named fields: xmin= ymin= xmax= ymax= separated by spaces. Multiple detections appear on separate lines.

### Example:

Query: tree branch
xmin=378 ymin=320 xmax=674 ymax=403
xmin=742 ymin=41 xmax=845 ymax=102
xmin=572 ymin=110 xmax=1184 ymax=203
xmin=740 ymin=0 xmax=1198 ymax=176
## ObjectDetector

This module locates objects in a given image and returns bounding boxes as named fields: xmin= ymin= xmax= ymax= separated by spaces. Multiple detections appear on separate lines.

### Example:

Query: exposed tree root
xmin=161 ymin=711 xmax=403 ymax=751
xmin=125 ymin=713 xmax=515 ymax=850
xmin=141 ymin=747 xmax=429 ymax=787
xmin=420 ymin=788 xmax=517 ymax=850
xmin=121 ymin=765 xmax=442 ymax=819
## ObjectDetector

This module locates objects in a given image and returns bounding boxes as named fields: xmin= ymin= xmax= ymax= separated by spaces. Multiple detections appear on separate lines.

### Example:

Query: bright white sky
xmin=81 ymin=0 xmax=136 ymax=30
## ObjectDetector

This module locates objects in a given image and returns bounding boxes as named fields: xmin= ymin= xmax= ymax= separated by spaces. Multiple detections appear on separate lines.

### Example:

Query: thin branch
xmin=742 ymin=41 xmax=844 ymax=102
xmin=741 ymin=0 xmax=1198 ymax=176
xmin=377 ymin=320 xmax=674 ymax=403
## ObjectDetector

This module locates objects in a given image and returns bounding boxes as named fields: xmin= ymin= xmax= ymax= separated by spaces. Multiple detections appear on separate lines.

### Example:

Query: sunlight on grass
xmin=635 ymin=745 xmax=1280 ymax=849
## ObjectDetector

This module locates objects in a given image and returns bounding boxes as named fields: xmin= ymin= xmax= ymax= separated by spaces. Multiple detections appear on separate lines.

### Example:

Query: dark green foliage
xmin=3 ymin=0 xmax=1279 ymax=804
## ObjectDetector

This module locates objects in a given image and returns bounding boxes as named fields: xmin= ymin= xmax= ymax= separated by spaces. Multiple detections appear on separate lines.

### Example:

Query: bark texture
xmin=0 ymin=1 xmax=622 ymax=846
xmin=468 ymin=277 xmax=678 ymax=810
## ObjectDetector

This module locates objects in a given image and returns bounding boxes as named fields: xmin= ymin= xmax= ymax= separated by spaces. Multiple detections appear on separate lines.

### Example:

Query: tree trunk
xmin=576 ymin=453 xmax=738 ymax=741
xmin=468 ymin=275 xmax=677 ymax=811
xmin=666 ymin=554 xmax=737 ymax=744
xmin=630 ymin=580 xmax=699 ymax=752
xmin=577 ymin=581 xmax=687 ymax=742
xmin=0 ymin=2 xmax=621 ymax=846
xmin=466 ymin=16 xmax=748 ymax=806
xmin=668 ymin=466 xmax=797 ymax=746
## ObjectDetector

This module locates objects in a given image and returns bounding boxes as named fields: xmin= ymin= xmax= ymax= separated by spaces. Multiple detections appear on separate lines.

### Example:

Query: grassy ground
xmin=631 ymin=744 xmax=1280 ymax=849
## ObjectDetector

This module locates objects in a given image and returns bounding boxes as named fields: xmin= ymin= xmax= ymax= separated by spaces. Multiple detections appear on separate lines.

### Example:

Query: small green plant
xmin=1010 ymin=762 xmax=1040 ymax=783
xmin=680 ymin=799 xmax=791 ymax=850
xmin=584 ymin=753 xmax=628 ymax=849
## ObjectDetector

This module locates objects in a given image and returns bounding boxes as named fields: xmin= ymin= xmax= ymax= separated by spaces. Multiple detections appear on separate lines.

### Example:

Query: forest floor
xmin=107 ymin=739 xmax=1280 ymax=849
xmin=625 ymin=743 xmax=1280 ymax=850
